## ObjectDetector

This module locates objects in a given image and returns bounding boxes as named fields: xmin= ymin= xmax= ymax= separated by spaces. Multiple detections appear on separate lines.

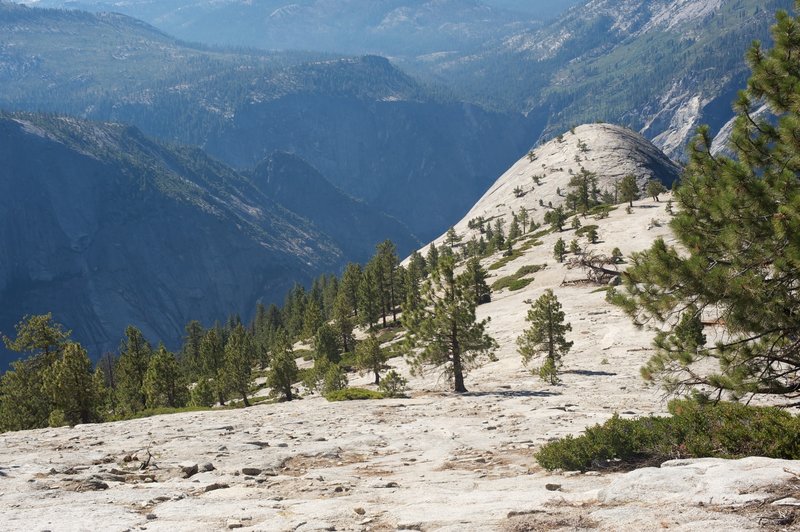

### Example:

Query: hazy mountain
xmin=0 ymin=112 xmax=343 ymax=368
xmin=250 ymin=151 xmax=421 ymax=263
xmin=0 ymin=3 xmax=540 ymax=240
xmin=24 ymin=0 xmax=580 ymax=57
xmin=427 ymin=0 xmax=793 ymax=158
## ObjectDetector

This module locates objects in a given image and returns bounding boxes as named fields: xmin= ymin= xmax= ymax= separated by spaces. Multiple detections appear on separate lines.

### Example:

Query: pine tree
xmin=518 ymin=208 xmax=530 ymax=234
xmin=376 ymin=240 xmax=400 ymax=324
xmin=143 ymin=345 xmax=187 ymax=409
xmin=339 ymin=263 xmax=363 ymax=320
xmin=42 ymin=342 xmax=99 ymax=426
xmin=199 ymin=326 xmax=227 ymax=405
xmin=0 ymin=314 xmax=71 ymax=430
xmin=267 ymin=331 xmax=298 ymax=401
xmin=332 ymin=290 xmax=356 ymax=353
xmin=544 ymin=206 xmax=567 ymax=232
xmin=646 ymin=179 xmax=667 ymax=202
xmin=302 ymin=299 xmax=324 ymax=340
xmin=355 ymin=333 xmax=387 ymax=385
xmin=116 ymin=326 xmax=152 ymax=415
xmin=619 ymin=174 xmax=639 ymax=208
xmin=463 ymin=257 xmax=491 ymax=305
xmin=358 ymin=265 xmax=381 ymax=330
xmin=404 ymin=256 xmax=498 ymax=393
xmin=314 ymin=323 xmax=342 ymax=364
xmin=610 ymin=5 xmax=800 ymax=399
xmin=446 ymin=227 xmax=461 ymax=247
xmin=426 ymin=243 xmax=440 ymax=272
xmin=553 ymin=238 xmax=566 ymax=262
xmin=517 ymin=289 xmax=573 ymax=385
xmin=221 ymin=324 xmax=254 ymax=407
xmin=508 ymin=215 xmax=522 ymax=241
xmin=181 ymin=320 xmax=205 ymax=378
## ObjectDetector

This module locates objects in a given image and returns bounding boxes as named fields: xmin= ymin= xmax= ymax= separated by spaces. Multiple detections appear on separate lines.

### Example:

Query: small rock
xmin=773 ymin=497 xmax=800 ymax=507
xmin=354 ymin=507 xmax=366 ymax=515
xmin=76 ymin=479 xmax=109 ymax=492
xmin=200 ymin=463 xmax=215 ymax=472
xmin=276 ymin=443 xmax=289 ymax=448
xmin=545 ymin=483 xmax=561 ymax=491
xmin=384 ymin=481 xmax=399 ymax=488
xmin=180 ymin=463 xmax=199 ymax=478
xmin=203 ymin=482 xmax=230 ymax=493
xmin=241 ymin=468 xmax=262 ymax=476
xmin=226 ymin=519 xmax=243 ymax=529
xmin=146 ymin=514 xmax=157 ymax=520
xmin=584 ymin=471 xmax=601 ymax=477
xmin=360 ymin=518 xmax=374 ymax=525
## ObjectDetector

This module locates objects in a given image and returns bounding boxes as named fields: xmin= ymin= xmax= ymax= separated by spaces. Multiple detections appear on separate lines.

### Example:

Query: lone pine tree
xmin=517 ymin=289 xmax=573 ymax=385
xmin=404 ymin=255 xmax=497 ymax=393
xmin=611 ymin=3 xmax=800 ymax=399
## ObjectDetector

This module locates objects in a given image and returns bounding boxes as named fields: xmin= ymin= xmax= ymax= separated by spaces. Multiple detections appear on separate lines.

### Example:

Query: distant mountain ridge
xmin=251 ymin=151 xmax=421 ymax=263
xmin=0 ymin=112 xmax=339 ymax=368
xmin=0 ymin=2 xmax=540 ymax=240
xmin=427 ymin=0 xmax=793 ymax=158
xmin=24 ymin=0 xmax=582 ymax=57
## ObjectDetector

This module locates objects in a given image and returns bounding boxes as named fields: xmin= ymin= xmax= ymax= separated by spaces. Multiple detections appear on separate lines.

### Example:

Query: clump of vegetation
xmin=535 ymin=399 xmax=800 ymax=472
xmin=491 ymin=264 xmax=545 ymax=292
xmin=378 ymin=370 xmax=408 ymax=398
xmin=325 ymin=388 xmax=384 ymax=401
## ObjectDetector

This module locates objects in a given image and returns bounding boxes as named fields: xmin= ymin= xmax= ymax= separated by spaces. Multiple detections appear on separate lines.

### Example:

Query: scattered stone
xmin=276 ymin=443 xmax=289 ymax=448
xmin=245 ymin=441 xmax=269 ymax=449
xmin=200 ymin=463 xmax=215 ymax=472
xmin=545 ymin=483 xmax=562 ymax=491
xmin=772 ymin=497 xmax=800 ymax=507
xmin=75 ymin=479 xmax=109 ymax=492
xmin=241 ymin=468 xmax=262 ymax=476
xmin=180 ymin=463 xmax=199 ymax=478
xmin=226 ymin=519 xmax=243 ymax=529
xmin=354 ymin=507 xmax=366 ymax=515
xmin=384 ymin=482 xmax=399 ymax=488
xmin=203 ymin=483 xmax=230 ymax=493
xmin=146 ymin=514 xmax=157 ymax=520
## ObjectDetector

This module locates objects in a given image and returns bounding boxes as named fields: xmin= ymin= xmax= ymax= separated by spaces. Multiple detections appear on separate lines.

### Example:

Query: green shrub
xmin=378 ymin=370 xmax=408 ymax=398
xmin=535 ymin=399 xmax=800 ymax=471
xmin=574 ymin=224 xmax=599 ymax=238
xmin=325 ymin=388 xmax=384 ymax=402
xmin=491 ymin=264 xmax=544 ymax=291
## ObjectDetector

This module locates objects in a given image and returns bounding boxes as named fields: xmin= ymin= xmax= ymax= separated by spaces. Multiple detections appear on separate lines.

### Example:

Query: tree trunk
xmin=452 ymin=324 xmax=467 ymax=393
xmin=285 ymin=385 xmax=293 ymax=402
xmin=241 ymin=391 xmax=250 ymax=407
xmin=374 ymin=370 xmax=380 ymax=385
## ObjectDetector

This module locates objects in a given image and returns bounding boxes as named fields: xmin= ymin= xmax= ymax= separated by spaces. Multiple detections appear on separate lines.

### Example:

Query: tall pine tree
xmin=611 ymin=4 xmax=800 ymax=399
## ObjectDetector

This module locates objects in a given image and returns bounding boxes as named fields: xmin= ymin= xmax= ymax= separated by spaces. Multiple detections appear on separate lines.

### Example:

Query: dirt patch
xmin=504 ymin=510 xmax=600 ymax=531
xmin=279 ymin=451 xmax=366 ymax=477
xmin=711 ymin=474 xmax=800 ymax=531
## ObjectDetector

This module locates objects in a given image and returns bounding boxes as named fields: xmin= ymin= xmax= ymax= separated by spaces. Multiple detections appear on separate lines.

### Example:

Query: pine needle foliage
xmin=404 ymin=255 xmax=497 ymax=393
xmin=610 ymin=4 xmax=800 ymax=400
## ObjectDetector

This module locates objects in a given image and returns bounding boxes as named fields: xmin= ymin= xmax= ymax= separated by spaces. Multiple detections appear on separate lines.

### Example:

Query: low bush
xmin=535 ymin=399 xmax=800 ymax=471
xmin=325 ymin=388 xmax=384 ymax=402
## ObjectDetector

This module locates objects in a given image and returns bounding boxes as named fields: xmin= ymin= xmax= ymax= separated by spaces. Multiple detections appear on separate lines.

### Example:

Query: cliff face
xmin=0 ymin=114 xmax=341 ymax=368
